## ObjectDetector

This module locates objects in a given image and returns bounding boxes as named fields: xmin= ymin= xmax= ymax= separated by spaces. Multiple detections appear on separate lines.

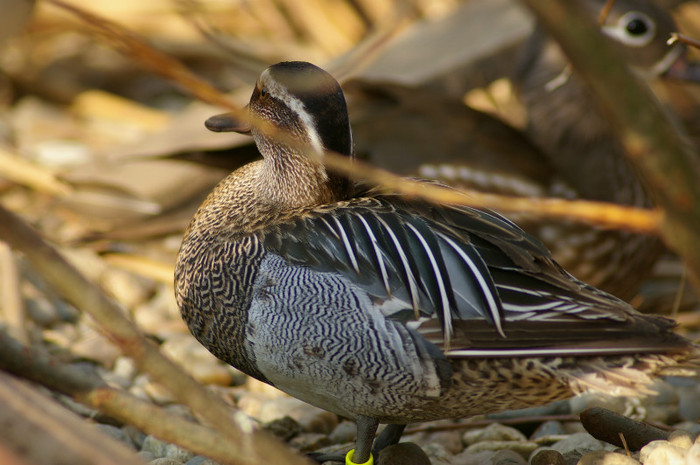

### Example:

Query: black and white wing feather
xmin=262 ymin=193 xmax=685 ymax=357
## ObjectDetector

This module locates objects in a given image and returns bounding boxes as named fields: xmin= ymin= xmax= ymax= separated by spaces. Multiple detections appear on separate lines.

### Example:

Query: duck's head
xmin=206 ymin=61 xmax=353 ymax=159
xmin=594 ymin=0 xmax=698 ymax=80
xmin=520 ymin=0 xmax=700 ymax=86
xmin=206 ymin=61 xmax=354 ymax=206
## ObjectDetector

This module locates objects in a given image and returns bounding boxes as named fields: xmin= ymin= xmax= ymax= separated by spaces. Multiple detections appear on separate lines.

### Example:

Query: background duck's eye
xmin=626 ymin=18 xmax=648 ymax=36
xmin=605 ymin=11 xmax=656 ymax=47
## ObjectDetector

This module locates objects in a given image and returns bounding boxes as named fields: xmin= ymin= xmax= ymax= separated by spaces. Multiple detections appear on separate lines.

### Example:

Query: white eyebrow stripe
xmin=259 ymin=69 xmax=324 ymax=155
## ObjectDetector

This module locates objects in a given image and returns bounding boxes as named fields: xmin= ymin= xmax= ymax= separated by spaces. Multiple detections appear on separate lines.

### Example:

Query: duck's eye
xmin=626 ymin=18 xmax=648 ymax=36
xmin=260 ymin=87 xmax=269 ymax=98
xmin=603 ymin=11 xmax=656 ymax=47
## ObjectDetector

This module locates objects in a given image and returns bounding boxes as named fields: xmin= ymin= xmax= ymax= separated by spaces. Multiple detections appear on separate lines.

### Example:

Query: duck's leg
xmin=372 ymin=424 xmax=406 ymax=455
xmin=348 ymin=416 xmax=379 ymax=464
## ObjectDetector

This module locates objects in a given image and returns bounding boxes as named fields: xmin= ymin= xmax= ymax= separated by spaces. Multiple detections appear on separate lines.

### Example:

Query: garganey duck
xmin=513 ymin=0 xmax=700 ymax=301
xmin=348 ymin=0 xmax=700 ymax=303
xmin=175 ymin=61 xmax=697 ymax=465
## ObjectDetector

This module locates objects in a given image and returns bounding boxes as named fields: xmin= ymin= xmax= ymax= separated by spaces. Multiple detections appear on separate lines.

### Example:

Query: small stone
xmin=185 ymin=457 xmax=221 ymax=465
xmin=491 ymin=449 xmax=527 ymax=464
xmin=95 ymin=424 xmax=135 ymax=449
xmin=141 ymin=435 xmax=168 ymax=458
xmin=148 ymin=459 xmax=183 ymax=465
xmin=137 ymin=451 xmax=156 ymax=462
xmin=677 ymin=386 xmax=700 ymax=423
xmin=263 ymin=415 xmax=302 ymax=441
xmin=576 ymin=450 xmax=640 ymax=465
xmin=246 ymin=396 xmax=338 ymax=434
xmin=425 ymin=430 xmax=464 ymax=454
xmin=547 ymin=432 xmax=604 ymax=465
xmin=421 ymin=442 xmax=452 ymax=464
xmin=531 ymin=421 xmax=566 ymax=440
xmin=329 ymin=421 xmax=357 ymax=445
xmin=530 ymin=449 xmax=566 ymax=465
xmin=451 ymin=450 xmax=496 ymax=465
xmin=122 ymin=425 xmax=147 ymax=449
xmin=144 ymin=379 xmax=176 ymax=405
xmin=377 ymin=442 xmax=431 ymax=465
xmin=289 ymin=433 xmax=330 ymax=452
xmin=70 ymin=324 xmax=121 ymax=367
xmin=103 ymin=356 xmax=138 ymax=389
xmin=165 ymin=443 xmax=194 ymax=463
xmin=462 ymin=423 xmax=527 ymax=446
xmin=161 ymin=335 xmax=233 ymax=386
xmin=464 ymin=440 xmax=538 ymax=458
xmin=686 ymin=444 xmax=700 ymax=464
xmin=640 ymin=440 xmax=687 ymax=464
xmin=101 ymin=267 xmax=155 ymax=309
xmin=668 ymin=430 xmax=694 ymax=450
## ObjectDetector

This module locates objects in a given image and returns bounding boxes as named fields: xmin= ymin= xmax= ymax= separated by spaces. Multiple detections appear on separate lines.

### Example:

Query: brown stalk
xmin=0 ymin=330 xmax=281 ymax=465
xmin=46 ymin=0 xmax=666 ymax=236
xmin=0 ymin=206 xmax=311 ymax=465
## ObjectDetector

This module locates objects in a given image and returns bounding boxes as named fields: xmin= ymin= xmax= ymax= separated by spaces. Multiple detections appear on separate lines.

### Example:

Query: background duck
xmin=175 ymin=61 xmax=698 ymax=465
xmin=347 ymin=0 xmax=700 ymax=304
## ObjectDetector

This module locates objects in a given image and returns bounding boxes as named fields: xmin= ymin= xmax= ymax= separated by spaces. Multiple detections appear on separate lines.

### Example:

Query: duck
xmin=175 ymin=61 xmax=697 ymax=465
xmin=512 ymin=0 xmax=700 ymax=301
xmin=346 ymin=0 xmax=700 ymax=303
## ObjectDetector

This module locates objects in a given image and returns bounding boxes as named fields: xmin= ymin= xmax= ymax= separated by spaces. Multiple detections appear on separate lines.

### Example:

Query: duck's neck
xmin=259 ymin=146 xmax=335 ymax=209
xmin=517 ymin=38 xmax=651 ymax=207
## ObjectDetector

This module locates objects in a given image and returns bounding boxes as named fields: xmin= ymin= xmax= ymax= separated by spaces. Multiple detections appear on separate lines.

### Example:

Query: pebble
xmin=137 ymin=451 xmax=156 ymax=462
xmin=70 ymin=323 xmax=122 ymax=367
xmin=148 ymin=459 xmax=183 ymax=465
xmin=377 ymin=442 xmax=431 ymax=465
xmin=100 ymin=267 xmax=155 ymax=309
xmin=161 ymin=335 xmax=233 ymax=386
xmin=462 ymin=423 xmax=527 ymax=445
xmin=491 ymin=449 xmax=527 ymax=464
xmin=639 ymin=441 xmax=687 ymax=465
xmin=576 ymin=450 xmax=640 ymax=465
xmin=164 ymin=443 xmax=194 ymax=463
xmin=530 ymin=449 xmax=566 ymax=465
xmin=329 ymin=421 xmax=357 ymax=445
xmin=464 ymin=440 xmax=538 ymax=458
xmin=263 ymin=415 xmax=302 ymax=441
xmin=451 ymin=450 xmax=496 ymax=465
xmin=95 ymin=424 xmax=136 ymax=449
xmin=141 ymin=435 xmax=169 ymax=458
xmin=531 ymin=421 xmax=566 ymax=440
xmin=122 ymin=425 xmax=147 ymax=449
xmin=239 ymin=395 xmax=338 ymax=434
xmin=541 ymin=432 xmax=605 ymax=465
xmin=686 ymin=444 xmax=700 ymax=464
xmin=668 ymin=430 xmax=695 ymax=450
xmin=288 ymin=433 xmax=330 ymax=452
xmin=424 ymin=430 xmax=464 ymax=454
xmin=185 ymin=457 xmax=221 ymax=465
xmin=677 ymin=386 xmax=700 ymax=423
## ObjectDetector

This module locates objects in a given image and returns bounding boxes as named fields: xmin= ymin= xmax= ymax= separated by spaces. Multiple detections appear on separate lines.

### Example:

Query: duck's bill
xmin=204 ymin=111 xmax=252 ymax=134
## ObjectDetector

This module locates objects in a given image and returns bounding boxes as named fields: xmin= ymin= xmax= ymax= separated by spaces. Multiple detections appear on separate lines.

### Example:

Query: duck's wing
xmin=262 ymin=194 xmax=685 ymax=357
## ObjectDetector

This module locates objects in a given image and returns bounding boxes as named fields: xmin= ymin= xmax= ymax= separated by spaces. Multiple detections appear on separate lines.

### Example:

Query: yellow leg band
xmin=345 ymin=449 xmax=373 ymax=465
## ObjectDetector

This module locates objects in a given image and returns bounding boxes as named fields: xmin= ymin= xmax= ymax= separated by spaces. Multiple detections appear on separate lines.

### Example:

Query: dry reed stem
xmin=0 ymin=206 xmax=311 ymax=465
